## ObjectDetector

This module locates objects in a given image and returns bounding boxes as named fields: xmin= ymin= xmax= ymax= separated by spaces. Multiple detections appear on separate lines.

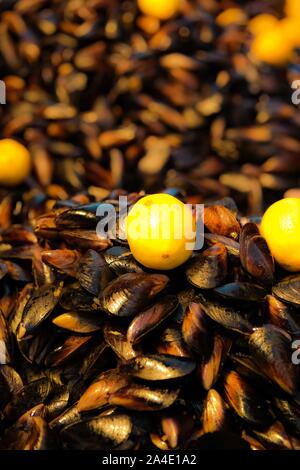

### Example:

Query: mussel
xmin=186 ymin=243 xmax=228 ymax=289
xmin=99 ymin=273 xmax=169 ymax=317
xmin=249 ymin=325 xmax=298 ymax=395
xmin=239 ymin=223 xmax=275 ymax=287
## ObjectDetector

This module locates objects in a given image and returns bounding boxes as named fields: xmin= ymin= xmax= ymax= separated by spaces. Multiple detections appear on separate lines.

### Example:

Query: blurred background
xmin=0 ymin=0 xmax=300 ymax=215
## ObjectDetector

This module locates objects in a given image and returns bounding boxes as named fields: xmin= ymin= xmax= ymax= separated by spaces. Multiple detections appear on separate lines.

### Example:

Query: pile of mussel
xmin=0 ymin=191 xmax=300 ymax=450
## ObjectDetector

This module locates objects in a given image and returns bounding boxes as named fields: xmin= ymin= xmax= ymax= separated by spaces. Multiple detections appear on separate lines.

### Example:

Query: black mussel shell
xmin=214 ymin=282 xmax=267 ymax=302
xmin=104 ymin=325 xmax=141 ymax=361
xmin=266 ymin=295 xmax=300 ymax=335
xmin=186 ymin=243 xmax=228 ymax=289
xmin=0 ymin=365 xmax=23 ymax=409
xmin=17 ymin=282 xmax=64 ymax=340
xmin=77 ymin=249 xmax=113 ymax=296
xmin=122 ymin=354 xmax=196 ymax=381
xmin=198 ymin=297 xmax=253 ymax=334
xmin=104 ymin=247 xmax=144 ymax=275
xmin=273 ymin=396 xmax=300 ymax=438
xmin=182 ymin=302 xmax=212 ymax=357
xmin=77 ymin=369 xmax=131 ymax=412
xmin=61 ymin=412 xmax=135 ymax=450
xmin=127 ymin=295 xmax=179 ymax=344
xmin=273 ymin=275 xmax=300 ymax=307
xmin=0 ymin=405 xmax=55 ymax=450
xmin=109 ymin=384 xmax=179 ymax=411
xmin=203 ymin=389 xmax=228 ymax=434
xmin=53 ymin=311 xmax=103 ymax=334
xmin=99 ymin=273 xmax=169 ymax=317
xmin=249 ymin=325 xmax=298 ymax=395
xmin=3 ymin=378 xmax=53 ymax=423
xmin=59 ymin=283 xmax=98 ymax=311
xmin=199 ymin=334 xmax=231 ymax=390
xmin=223 ymin=370 xmax=272 ymax=427
xmin=55 ymin=203 xmax=112 ymax=229
xmin=240 ymin=223 xmax=275 ymax=287
xmin=0 ymin=310 xmax=12 ymax=364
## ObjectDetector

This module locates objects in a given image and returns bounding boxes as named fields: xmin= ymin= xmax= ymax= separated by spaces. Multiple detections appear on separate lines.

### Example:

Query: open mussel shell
xmin=223 ymin=370 xmax=272 ymax=427
xmin=272 ymin=275 xmax=300 ymax=306
xmin=17 ymin=282 xmax=64 ymax=340
xmin=104 ymin=325 xmax=141 ymax=361
xmin=108 ymin=384 xmax=180 ymax=411
xmin=203 ymin=389 xmax=228 ymax=434
xmin=249 ymin=325 xmax=298 ymax=395
xmin=99 ymin=273 xmax=169 ymax=317
xmin=239 ymin=223 xmax=275 ymax=287
xmin=122 ymin=354 xmax=196 ymax=381
xmin=186 ymin=243 xmax=228 ymax=289
xmin=77 ymin=369 xmax=132 ymax=413
xmin=198 ymin=297 xmax=253 ymax=334
xmin=127 ymin=295 xmax=179 ymax=344
xmin=182 ymin=302 xmax=212 ymax=357
xmin=214 ymin=282 xmax=267 ymax=302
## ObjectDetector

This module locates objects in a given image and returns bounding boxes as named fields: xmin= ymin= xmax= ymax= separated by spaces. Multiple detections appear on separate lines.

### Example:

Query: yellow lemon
xmin=248 ymin=14 xmax=278 ymax=36
xmin=250 ymin=26 xmax=294 ymax=65
xmin=285 ymin=0 xmax=300 ymax=19
xmin=137 ymin=0 xmax=181 ymax=21
xmin=126 ymin=193 xmax=196 ymax=270
xmin=0 ymin=139 xmax=31 ymax=186
xmin=279 ymin=18 xmax=300 ymax=47
xmin=216 ymin=8 xmax=248 ymax=27
xmin=260 ymin=198 xmax=300 ymax=272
